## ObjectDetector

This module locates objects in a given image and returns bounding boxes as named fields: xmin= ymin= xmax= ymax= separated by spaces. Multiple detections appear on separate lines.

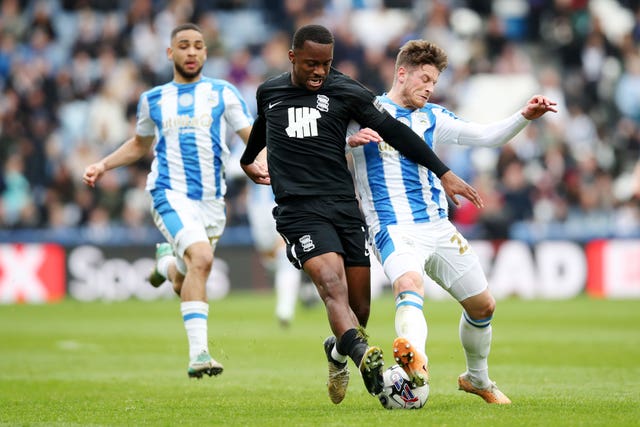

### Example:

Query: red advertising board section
xmin=585 ymin=239 xmax=640 ymax=298
xmin=0 ymin=240 xmax=639 ymax=303
xmin=0 ymin=243 xmax=66 ymax=303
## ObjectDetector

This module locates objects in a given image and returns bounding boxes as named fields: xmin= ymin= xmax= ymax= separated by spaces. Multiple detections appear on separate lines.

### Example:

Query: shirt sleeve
xmin=222 ymin=84 xmax=254 ymax=130
xmin=344 ymin=79 xmax=391 ymax=130
xmin=135 ymin=93 xmax=156 ymax=137
xmin=435 ymin=108 xmax=528 ymax=148
xmin=344 ymin=119 xmax=363 ymax=152
xmin=240 ymin=115 xmax=266 ymax=164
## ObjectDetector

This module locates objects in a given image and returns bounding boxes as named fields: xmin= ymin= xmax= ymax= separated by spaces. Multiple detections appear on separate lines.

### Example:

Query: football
xmin=378 ymin=365 xmax=429 ymax=410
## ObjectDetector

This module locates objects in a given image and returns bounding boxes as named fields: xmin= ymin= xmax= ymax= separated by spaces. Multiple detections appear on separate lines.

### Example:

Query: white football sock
xmin=157 ymin=255 xmax=175 ymax=279
xmin=274 ymin=246 xmax=300 ymax=322
xmin=181 ymin=301 xmax=209 ymax=360
xmin=459 ymin=311 xmax=492 ymax=388
xmin=395 ymin=291 xmax=428 ymax=362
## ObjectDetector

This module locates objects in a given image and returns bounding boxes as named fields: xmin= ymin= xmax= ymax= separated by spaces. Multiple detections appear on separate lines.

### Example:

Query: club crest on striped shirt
xmin=178 ymin=93 xmax=194 ymax=107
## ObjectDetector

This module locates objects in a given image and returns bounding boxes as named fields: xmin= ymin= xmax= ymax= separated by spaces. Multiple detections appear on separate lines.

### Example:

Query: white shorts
xmin=373 ymin=219 xmax=487 ymax=301
xmin=150 ymin=189 xmax=226 ymax=273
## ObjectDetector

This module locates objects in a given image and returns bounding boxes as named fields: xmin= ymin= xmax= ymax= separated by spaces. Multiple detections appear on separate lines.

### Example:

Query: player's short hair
xmin=171 ymin=23 xmax=203 ymax=40
xmin=292 ymin=24 xmax=334 ymax=50
xmin=395 ymin=40 xmax=448 ymax=73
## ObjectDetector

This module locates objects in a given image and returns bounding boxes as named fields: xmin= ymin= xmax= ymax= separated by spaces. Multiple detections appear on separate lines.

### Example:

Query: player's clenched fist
xmin=82 ymin=162 xmax=106 ymax=188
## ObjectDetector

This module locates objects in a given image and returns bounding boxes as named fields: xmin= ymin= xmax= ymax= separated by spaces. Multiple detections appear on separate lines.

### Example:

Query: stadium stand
xmin=0 ymin=0 xmax=639 ymax=245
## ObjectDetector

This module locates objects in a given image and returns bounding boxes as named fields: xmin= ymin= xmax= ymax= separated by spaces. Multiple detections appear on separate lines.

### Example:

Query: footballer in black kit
xmin=256 ymin=68 xmax=381 ymax=268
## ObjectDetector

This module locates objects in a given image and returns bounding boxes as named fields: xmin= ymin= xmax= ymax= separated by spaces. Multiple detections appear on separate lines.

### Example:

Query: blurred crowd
xmin=1 ymin=0 xmax=640 ymax=244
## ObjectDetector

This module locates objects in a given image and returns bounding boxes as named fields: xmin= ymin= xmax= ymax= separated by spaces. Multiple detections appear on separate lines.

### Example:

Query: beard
xmin=174 ymin=62 xmax=203 ymax=80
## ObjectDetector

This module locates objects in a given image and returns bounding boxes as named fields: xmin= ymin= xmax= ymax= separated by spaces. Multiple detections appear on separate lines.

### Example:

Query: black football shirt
xmin=256 ymin=68 xmax=389 ymax=202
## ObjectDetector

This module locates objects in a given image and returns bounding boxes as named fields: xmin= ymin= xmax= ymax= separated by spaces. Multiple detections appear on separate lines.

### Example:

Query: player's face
xmin=399 ymin=64 xmax=440 ymax=109
xmin=168 ymin=29 xmax=207 ymax=83
xmin=289 ymin=41 xmax=333 ymax=91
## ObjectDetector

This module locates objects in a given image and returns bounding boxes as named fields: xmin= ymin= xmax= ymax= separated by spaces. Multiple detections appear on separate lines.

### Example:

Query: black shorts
xmin=273 ymin=196 xmax=371 ymax=270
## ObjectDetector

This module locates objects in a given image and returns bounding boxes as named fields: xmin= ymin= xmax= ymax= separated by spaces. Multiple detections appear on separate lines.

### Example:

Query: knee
xmin=481 ymin=297 xmax=496 ymax=319
xmin=467 ymin=294 xmax=496 ymax=320
xmin=185 ymin=246 xmax=213 ymax=276
xmin=393 ymin=272 xmax=424 ymax=296
xmin=310 ymin=264 xmax=342 ymax=289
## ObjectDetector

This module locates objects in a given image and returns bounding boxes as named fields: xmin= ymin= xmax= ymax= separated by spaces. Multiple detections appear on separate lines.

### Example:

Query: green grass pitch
xmin=1 ymin=293 xmax=638 ymax=426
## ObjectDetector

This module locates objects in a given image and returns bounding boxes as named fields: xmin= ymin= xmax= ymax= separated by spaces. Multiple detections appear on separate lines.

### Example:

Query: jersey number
xmin=450 ymin=232 xmax=469 ymax=255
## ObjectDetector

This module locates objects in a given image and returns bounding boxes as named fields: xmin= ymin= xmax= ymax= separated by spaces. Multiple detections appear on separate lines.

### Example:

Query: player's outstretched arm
xmin=82 ymin=134 xmax=154 ymax=187
xmin=453 ymin=95 xmax=558 ymax=148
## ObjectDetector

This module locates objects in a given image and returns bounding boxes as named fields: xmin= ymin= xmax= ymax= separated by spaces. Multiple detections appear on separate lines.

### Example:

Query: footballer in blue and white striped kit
xmin=347 ymin=39 xmax=556 ymax=405
xmin=139 ymin=76 xmax=253 ymax=255
xmin=83 ymin=23 xmax=254 ymax=379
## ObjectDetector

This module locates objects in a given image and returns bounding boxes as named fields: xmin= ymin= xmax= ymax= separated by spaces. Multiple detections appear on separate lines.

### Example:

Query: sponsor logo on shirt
xmin=286 ymin=107 xmax=321 ymax=138
xmin=163 ymin=114 xmax=214 ymax=131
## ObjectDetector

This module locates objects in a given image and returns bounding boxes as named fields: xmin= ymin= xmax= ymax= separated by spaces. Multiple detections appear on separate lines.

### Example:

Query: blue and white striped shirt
xmin=350 ymin=94 xmax=463 ymax=238
xmin=137 ymin=76 xmax=253 ymax=201
xmin=350 ymin=93 xmax=527 ymax=240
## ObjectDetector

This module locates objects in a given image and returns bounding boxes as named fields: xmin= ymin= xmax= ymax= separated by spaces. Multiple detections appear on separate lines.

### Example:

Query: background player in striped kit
xmin=246 ymin=177 xmax=303 ymax=328
xmin=82 ymin=23 xmax=255 ymax=379
xmin=347 ymin=39 xmax=556 ymax=404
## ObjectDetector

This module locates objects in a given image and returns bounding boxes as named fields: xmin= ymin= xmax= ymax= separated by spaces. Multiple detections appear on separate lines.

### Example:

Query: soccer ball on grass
xmin=378 ymin=364 xmax=429 ymax=409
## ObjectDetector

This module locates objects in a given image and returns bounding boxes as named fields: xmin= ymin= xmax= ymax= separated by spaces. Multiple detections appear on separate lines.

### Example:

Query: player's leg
xmin=148 ymin=190 xmax=185 ymax=294
xmin=148 ymin=242 xmax=186 ymax=296
xmin=375 ymin=225 xmax=430 ymax=387
xmin=277 ymin=198 xmax=384 ymax=399
xmin=248 ymin=197 xmax=299 ymax=326
xmin=340 ymin=218 xmax=373 ymax=327
xmin=179 ymin=240 xmax=223 ymax=378
xmin=456 ymin=286 xmax=510 ymax=404
xmin=273 ymin=240 xmax=301 ymax=327
xmin=303 ymin=253 xmax=363 ymax=345
xmin=459 ymin=287 xmax=494 ymax=387
xmin=148 ymin=242 xmax=174 ymax=288
xmin=150 ymin=190 xmax=224 ymax=378
xmin=336 ymin=207 xmax=386 ymax=396
xmin=304 ymin=253 xmax=383 ymax=395
xmin=345 ymin=265 xmax=370 ymax=327
xmin=391 ymin=272 xmax=429 ymax=387
xmin=275 ymin=204 xmax=352 ymax=402
xmin=183 ymin=198 xmax=228 ymax=378
xmin=425 ymin=221 xmax=510 ymax=404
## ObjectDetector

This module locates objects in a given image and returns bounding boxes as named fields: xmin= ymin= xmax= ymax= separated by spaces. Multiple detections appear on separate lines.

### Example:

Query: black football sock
xmin=336 ymin=328 xmax=368 ymax=366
